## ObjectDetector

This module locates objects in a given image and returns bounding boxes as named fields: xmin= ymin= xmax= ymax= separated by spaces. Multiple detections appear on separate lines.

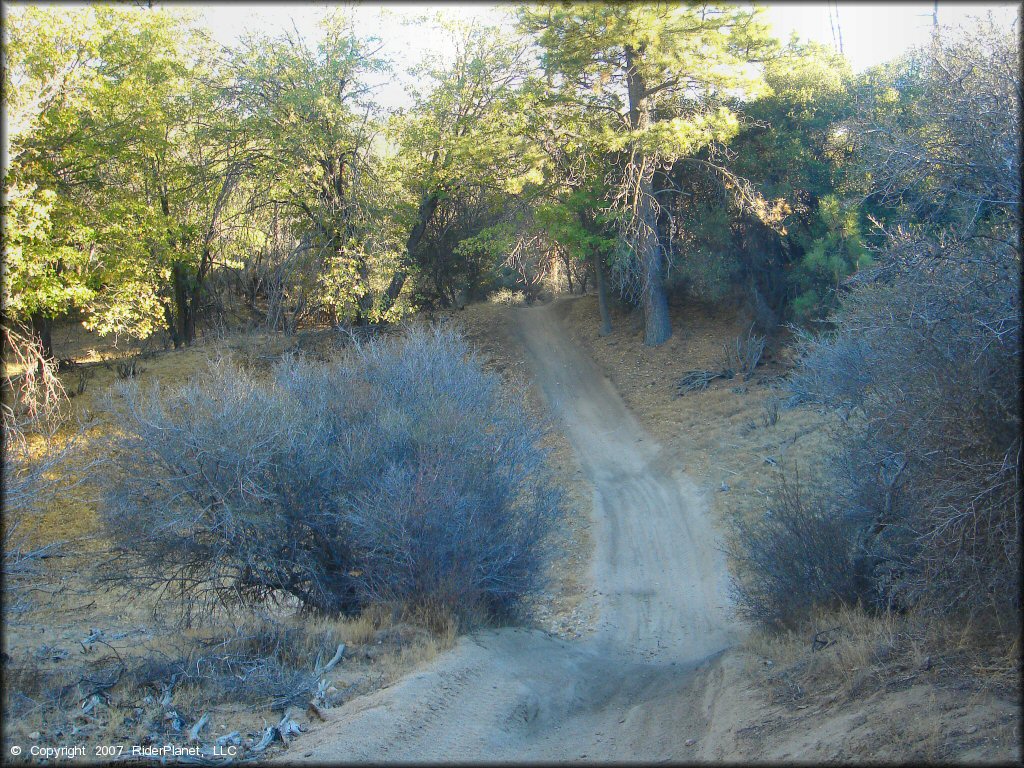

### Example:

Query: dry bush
xmin=744 ymin=604 xmax=920 ymax=704
xmin=488 ymin=288 xmax=527 ymax=306
xmin=773 ymin=21 xmax=1021 ymax=635
xmin=1 ymin=325 xmax=80 ymax=615
xmin=719 ymin=322 xmax=766 ymax=379
xmin=2 ymin=615 xmax=350 ymax=754
xmin=788 ymin=241 xmax=1020 ymax=629
xmin=315 ymin=326 xmax=562 ymax=618
xmin=179 ymin=617 xmax=344 ymax=710
xmin=746 ymin=601 xmax=1020 ymax=715
xmin=725 ymin=471 xmax=862 ymax=630
xmin=760 ymin=397 xmax=780 ymax=428
xmin=100 ymin=325 xmax=562 ymax=624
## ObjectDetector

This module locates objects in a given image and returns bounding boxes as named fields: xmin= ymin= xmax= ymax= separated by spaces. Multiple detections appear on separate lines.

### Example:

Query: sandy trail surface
xmin=288 ymin=299 xmax=738 ymax=763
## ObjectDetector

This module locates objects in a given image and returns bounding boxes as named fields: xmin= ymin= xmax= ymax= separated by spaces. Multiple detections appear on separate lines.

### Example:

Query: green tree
xmin=229 ymin=11 xmax=401 ymax=326
xmin=671 ymin=38 xmax=869 ymax=323
xmin=2 ymin=5 xmax=104 ymax=356
xmin=535 ymin=183 xmax=617 ymax=334
xmin=4 ymin=5 xmax=244 ymax=349
xmin=520 ymin=2 xmax=774 ymax=344
xmin=381 ymin=17 xmax=539 ymax=311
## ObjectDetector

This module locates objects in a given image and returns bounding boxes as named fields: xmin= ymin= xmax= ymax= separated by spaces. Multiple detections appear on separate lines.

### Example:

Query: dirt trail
xmin=289 ymin=299 xmax=738 ymax=762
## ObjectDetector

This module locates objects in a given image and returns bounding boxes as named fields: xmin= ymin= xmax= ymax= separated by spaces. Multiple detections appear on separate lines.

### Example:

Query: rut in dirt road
xmin=287 ymin=299 xmax=738 ymax=763
xmin=516 ymin=301 xmax=733 ymax=663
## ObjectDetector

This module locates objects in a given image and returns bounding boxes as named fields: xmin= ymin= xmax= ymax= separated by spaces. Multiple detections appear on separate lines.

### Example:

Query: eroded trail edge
xmin=291 ymin=300 xmax=737 ymax=763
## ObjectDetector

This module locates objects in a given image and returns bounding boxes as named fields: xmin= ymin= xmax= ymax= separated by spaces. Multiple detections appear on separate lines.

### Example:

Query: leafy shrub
xmin=725 ymin=472 xmax=862 ymax=629
xmin=101 ymin=326 xmax=561 ymax=623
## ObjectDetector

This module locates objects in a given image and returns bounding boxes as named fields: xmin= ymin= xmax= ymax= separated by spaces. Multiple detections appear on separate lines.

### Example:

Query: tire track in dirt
xmin=286 ymin=299 xmax=737 ymax=762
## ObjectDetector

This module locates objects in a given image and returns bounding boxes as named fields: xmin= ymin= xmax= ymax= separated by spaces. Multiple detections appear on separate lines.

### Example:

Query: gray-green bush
xmin=734 ymin=21 xmax=1020 ymax=634
xmin=787 ymin=245 xmax=1020 ymax=625
xmin=725 ymin=473 xmax=862 ymax=629
xmin=101 ymin=326 xmax=561 ymax=623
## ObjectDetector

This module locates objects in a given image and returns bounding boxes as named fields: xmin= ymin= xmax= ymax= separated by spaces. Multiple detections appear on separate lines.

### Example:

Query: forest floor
xmin=3 ymin=326 xmax=476 ymax=761
xmin=4 ymin=294 xmax=1019 ymax=763
xmin=0 ymin=306 xmax=601 ymax=763
xmin=537 ymin=295 xmax=1021 ymax=763
xmin=274 ymin=294 xmax=1020 ymax=763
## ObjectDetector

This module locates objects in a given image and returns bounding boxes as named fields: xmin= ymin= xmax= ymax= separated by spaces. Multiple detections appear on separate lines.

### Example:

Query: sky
xmin=188 ymin=2 xmax=1020 ymax=109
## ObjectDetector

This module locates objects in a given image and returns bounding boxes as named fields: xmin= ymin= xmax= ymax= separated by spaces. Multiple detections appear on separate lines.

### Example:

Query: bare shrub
xmin=785 ymin=241 xmax=1020 ymax=627
xmin=678 ymin=324 xmax=766 ymax=395
xmin=114 ymin=356 xmax=143 ymax=379
xmin=775 ymin=21 xmax=1022 ymax=632
xmin=72 ymin=365 xmax=95 ymax=396
xmin=100 ymin=326 xmax=561 ymax=623
xmin=725 ymin=471 xmax=862 ymax=630
xmin=2 ymin=326 xmax=77 ymax=615
xmin=181 ymin=618 xmax=342 ymax=710
xmin=719 ymin=323 xmax=765 ymax=379
xmin=338 ymin=328 xmax=561 ymax=616
xmin=99 ymin=354 xmax=348 ymax=620
xmin=760 ymin=397 xmax=780 ymax=428
xmin=677 ymin=369 xmax=727 ymax=394
xmin=786 ymin=326 xmax=874 ymax=408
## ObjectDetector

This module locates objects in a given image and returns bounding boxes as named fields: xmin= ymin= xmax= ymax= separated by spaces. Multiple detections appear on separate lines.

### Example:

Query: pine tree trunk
xmin=381 ymin=191 xmax=440 ymax=317
xmin=624 ymin=44 xmax=671 ymax=346
xmin=592 ymin=249 xmax=612 ymax=336
xmin=355 ymin=253 xmax=374 ymax=325
xmin=171 ymin=260 xmax=194 ymax=347
xmin=638 ymin=175 xmax=671 ymax=346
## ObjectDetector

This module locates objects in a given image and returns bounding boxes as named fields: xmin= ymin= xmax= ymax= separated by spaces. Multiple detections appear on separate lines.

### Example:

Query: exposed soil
xmin=8 ymin=296 xmax=1018 ymax=763
xmin=285 ymin=299 xmax=737 ymax=762
xmin=284 ymin=295 xmax=1021 ymax=764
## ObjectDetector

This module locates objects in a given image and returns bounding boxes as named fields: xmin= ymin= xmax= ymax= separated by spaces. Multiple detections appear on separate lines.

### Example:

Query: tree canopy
xmin=3 ymin=3 xmax=1017 ymax=354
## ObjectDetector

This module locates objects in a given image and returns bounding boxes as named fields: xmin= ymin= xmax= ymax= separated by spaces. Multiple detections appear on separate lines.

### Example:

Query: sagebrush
xmin=101 ymin=326 xmax=562 ymax=622
xmin=725 ymin=472 xmax=862 ymax=629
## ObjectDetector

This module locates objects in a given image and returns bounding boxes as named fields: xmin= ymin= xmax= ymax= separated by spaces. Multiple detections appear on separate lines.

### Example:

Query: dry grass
xmin=732 ymin=605 xmax=1021 ymax=763
xmin=558 ymin=294 xmax=836 ymax=532
xmin=2 ymin=319 xmax=472 ymax=759
xmin=3 ymin=582 xmax=460 ymax=754
xmin=744 ymin=605 xmax=912 ymax=701
xmin=7 ymin=299 xmax=1018 ymax=762
xmin=556 ymin=292 xmax=1020 ymax=763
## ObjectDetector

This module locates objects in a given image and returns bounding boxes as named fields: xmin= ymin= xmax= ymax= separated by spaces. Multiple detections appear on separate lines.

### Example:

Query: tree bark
xmin=638 ymin=172 xmax=671 ymax=345
xmin=171 ymin=260 xmax=194 ymax=347
xmin=381 ymin=191 xmax=440 ymax=316
xmin=354 ymin=253 xmax=374 ymax=325
xmin=561 ymin=247 xmax=574 ymax=295
xmin=624 ymin=44 xmax=672 ymax=346
xmin=746 ymin=273 xmax=780 ymax=334
xmin=30 ymin=312 xmax=54 ymax=362
xmin=591 ymin=248 xmax=612 ymax=336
